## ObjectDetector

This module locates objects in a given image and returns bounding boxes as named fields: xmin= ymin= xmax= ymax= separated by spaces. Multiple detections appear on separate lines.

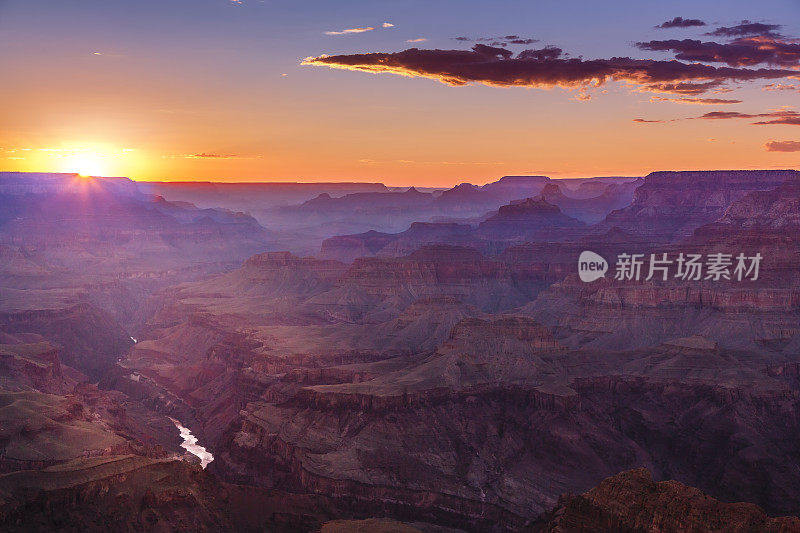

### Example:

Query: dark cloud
xmin=517 ymin=46 xmax=562 ymax=61
xmin=695 ymin=110 xmax=800 ymax=125
xmin=452 ymin=35 xmax=539 ymax=46
xmin=636 ymin=37 xmax=800 ymax=67
xmin=765 ymin=140 xmax=800 ymax=152
xmin=753 ymin=116 xmax=800 ymax=126
xmin=707 ymin=20 xmax=782 ymax=38
xmin=698 ymin=111 xmax=760 ymax=119
xmin=472 ymin=44 xmax=513 ymax=60
xmin=656 ymin=17 xmax=706 ymax=29
xmin=303 ymin=44 xmax=796 ymax=94
xmin=633 ymin=118 xmax=668 ymax=123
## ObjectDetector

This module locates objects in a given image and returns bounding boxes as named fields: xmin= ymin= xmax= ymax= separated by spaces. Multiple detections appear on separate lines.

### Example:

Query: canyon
xmin=1 ymin=170 xmax=800 ymax=531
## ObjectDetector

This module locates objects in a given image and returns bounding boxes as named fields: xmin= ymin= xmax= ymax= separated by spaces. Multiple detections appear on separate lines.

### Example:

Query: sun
xmin=46 ymin=144 xmax=138 ymax=178
xmin=60 ymin=152 xmax=109 ymax=177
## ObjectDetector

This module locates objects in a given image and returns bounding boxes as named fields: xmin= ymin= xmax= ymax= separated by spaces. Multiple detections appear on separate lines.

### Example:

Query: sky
xmin=0 ymin=0 xmax=798 ymax=186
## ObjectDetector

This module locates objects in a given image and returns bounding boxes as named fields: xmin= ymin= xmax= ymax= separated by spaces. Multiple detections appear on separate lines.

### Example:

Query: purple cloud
xmin=303 ymin=44 xmax=797 ymax=94
xmin=707 ymin=21 xmax=782 ymax=38
xmin=656 ymin=17 xmax=706 ymax=29
xmin=636 ymin=37 xmax=800 ymax=67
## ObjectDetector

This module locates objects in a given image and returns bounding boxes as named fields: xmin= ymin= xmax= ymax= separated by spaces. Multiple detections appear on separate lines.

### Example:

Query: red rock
xmin=538 ymin=468 xmax=800 ymax=532
xmin=601 ymin=170 xmax=797 ymax=240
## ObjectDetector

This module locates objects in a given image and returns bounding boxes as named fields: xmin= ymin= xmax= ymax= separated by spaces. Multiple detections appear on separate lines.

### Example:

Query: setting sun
xmin=12 ymin=145 xmax=142 ymax=178
xmin=60 ymin=153 xmax=108 ymax=177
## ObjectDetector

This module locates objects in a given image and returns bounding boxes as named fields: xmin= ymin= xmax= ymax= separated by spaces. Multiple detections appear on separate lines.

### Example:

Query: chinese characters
xmin=614 ymin=252 xmax=761 ymax=282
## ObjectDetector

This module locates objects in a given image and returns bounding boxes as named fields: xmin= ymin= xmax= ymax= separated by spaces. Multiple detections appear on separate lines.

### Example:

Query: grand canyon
xmin=2 ymin=169 xmax=800 ymax=531
xmin=3 ymin=1 xmax=800 ymax=530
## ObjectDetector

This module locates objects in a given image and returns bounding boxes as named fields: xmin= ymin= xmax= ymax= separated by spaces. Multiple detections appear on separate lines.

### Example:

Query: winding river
xmin=170 ymin=418 xmax=214 ymax=469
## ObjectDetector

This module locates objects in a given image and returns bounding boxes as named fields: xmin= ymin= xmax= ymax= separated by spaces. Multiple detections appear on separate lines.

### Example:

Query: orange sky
xmin=1 ymin=0 xmax=797 ymax=187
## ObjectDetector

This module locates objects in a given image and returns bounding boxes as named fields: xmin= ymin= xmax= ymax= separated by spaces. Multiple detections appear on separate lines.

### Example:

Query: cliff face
xmin=524 ymin=276 xmax=800 ymax=352
xmin=215 ymin=251 xmax=349 ymax=298
xmin=320 ymin=224 xmax=482 ymax=263
xmin=323 ymin=245 xmax=542 ymax=316
xmin=0 ymin=303 xmax=133 ymax=380
xmin=601 ymin=170 xmax=797 ymax=240
xmin=718 ymin=178 xmax=800 ymax=229
xmin=521 ymin=178 xmax=800 ymax=353
xmin=0 ymin=342 xmax=179 ymax=476
xmin=205 ymin=294 xmax=800 ymax=523
xmin=0 ymin=173 xmax=270 ymax=258
xmin=319 ymin=231 xmax=399 ymax=263
xmin=539 ymin=181 xmax=641 ymax=224
xmin=537 ymin=468 xmax=800 ymax=532
xmin=0 ymin=456 xmax=232 ymax=531
xmin=319 ymin=197 xmax=588 ymax=263
xmin=320 ymin=171 xmax=794 ymax=262
xmin=0 ymin=172 xmax=281 ymax=381
xmin=219 ymin=362 xmax=800 ymax=523
xmin=476 ymin=196 xmax=585 ymax=240
xmin=0 ymin=174 xmax=271 ymax=266
xmin=0 ymin=341 xmax=65 ymax=394
xmin=523 ymin=220 xmax=800 ymax=353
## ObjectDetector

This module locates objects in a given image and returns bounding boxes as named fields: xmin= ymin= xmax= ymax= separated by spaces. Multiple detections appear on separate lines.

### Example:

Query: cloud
xmin=695 ymin=110 xmax=800 ymax=125
xmin=707 ymin=21 xmax=782 ymax=38
xmin=656 ymin=17 xmax=706 ymax=29
xmin=326 ymin=22 xmax=396 ymax=35
xmin=303 ymin=44 xmax=797 ymax=94
xmin=192 ymin=153 xmax=239 ymax=158
xmin=641 ymin=80 xmax=729 ymax=95
xmin=651 ymin=96 xmax=743 ymax=104
xmin=763 ymin=82 xmax=800 ymax=92
xmin=636 ymin=36 xmax=800 ymax=67
xmin=505 ymin=38 xmax=539 ymax=46
xmin=407 ymin=38 xmax=427 ymax=43
xmin=517 ymin=46 xmax=562 ymax=61
xmin=325 ymin=27 xmax=375 ymax=36
xmin=765 ymin=140 xmax=800 ymax=152
xmin=753 ymin=117 xmax=800 ymax=126
xmin=696 ymin=111 xmax=759 ymax=119
xmin=633 ymin=118 xmax=669 ymax=123
xmin=636 ymin=109 xmax=800 ymax=125
xmin=451 ymin=35 xmax=539 ymax=46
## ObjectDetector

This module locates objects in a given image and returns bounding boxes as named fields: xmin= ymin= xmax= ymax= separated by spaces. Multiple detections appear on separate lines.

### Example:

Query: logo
xmin=577 ymin=251 xmax=762 ymax=283
xmin=578 ymin=250 xmax=608 ymax=282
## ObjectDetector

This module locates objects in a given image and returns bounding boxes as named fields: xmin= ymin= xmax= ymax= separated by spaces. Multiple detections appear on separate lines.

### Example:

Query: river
xmin=170 ymin=418 xmax=214 ymax=469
